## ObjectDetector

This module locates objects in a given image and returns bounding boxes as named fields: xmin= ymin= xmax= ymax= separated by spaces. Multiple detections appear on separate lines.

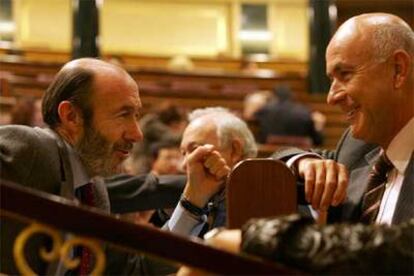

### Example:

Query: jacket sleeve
xmin=106 ymin=173 xmax=186 ymax=213
xmin=241 ymin=215 xmax=414 ymax=275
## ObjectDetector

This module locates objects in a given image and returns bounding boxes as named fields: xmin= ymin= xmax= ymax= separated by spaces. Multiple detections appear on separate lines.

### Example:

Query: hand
xmin=204 ymin=229 xmax=241 ymax=253
xmin=297 ymin=158 xmax=348 ymax=211
xmin=183 ymin=144 xmax=231 ymax=207
xmin=177 ymin=229 xmax=241 ymax=276
xmin=311 ymin=111 xmax=327 ymax=132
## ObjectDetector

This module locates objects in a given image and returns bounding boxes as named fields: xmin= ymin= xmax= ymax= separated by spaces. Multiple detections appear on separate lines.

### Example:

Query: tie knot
xmin=370 ymin=152 xmax=394 ymax=183
xmin=376 ymin=152 xmax=393 ymax=171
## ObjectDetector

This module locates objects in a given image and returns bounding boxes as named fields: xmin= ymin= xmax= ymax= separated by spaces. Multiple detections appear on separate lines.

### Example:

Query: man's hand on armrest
xmin=296 ymin=157 xmax=348 ymax=211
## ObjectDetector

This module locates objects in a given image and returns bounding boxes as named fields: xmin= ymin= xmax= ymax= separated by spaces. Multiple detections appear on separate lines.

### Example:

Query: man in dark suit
xmin=0 ymin=58 xmax=185 ymax=274
xmin=255 ymin=85 xmax=324 ymax=146
xmin=272 ymin=13 xmax=414 ymax=225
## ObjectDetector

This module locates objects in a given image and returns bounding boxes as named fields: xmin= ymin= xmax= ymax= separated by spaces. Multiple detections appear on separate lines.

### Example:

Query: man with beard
xmin=0 ymin=58 xmax=199 ymax=274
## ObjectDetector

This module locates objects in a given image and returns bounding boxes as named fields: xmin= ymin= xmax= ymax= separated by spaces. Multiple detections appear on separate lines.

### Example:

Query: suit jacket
xmin=0 ymin=125 xmax=185 ymax=275
xmin=271 ymin=128 xmax=414 ymax=224
xmin=255 ymin=100 xmax=323 ymax=145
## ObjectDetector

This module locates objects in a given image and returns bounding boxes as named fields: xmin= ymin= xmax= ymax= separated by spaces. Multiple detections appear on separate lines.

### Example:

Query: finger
xmin=317 ymin=210 xmax=327 ymax=225
xmin=303 ymin=164 xmax=315 ymax=203
xmin=320 ymin=161 xmax=338 ymax=210
xmin=204 ymin=151 xmax=218 ymax=168
xmin=188 ymin=144 xmax=214 ymax=163
xmin=204 ymin=151 xmax=221 ymax=168
xmin=215 ymin=166 xmax=231 ymax=180
xmin=208 ymin=161 xmax=229 ymax=180
xmin=311 ymin=162 xmax=326 ymax=210
xmin=204 ymin=152 xmax=225 ymax=174
xmin=333 ymin=164 xmax=349 ymax=206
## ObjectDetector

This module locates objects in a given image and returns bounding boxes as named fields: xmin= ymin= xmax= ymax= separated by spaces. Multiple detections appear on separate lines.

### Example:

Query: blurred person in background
xmin=127 ymin=101 xmax=187 ymax=174
xmin=10 ymin=97 xmax=44 ymax=127
xmin=255 ymin=85 xmax=325 ymax=146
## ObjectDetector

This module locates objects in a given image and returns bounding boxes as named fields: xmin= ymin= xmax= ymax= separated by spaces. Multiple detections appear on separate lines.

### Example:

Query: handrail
xmin=0 ymin=179 xmax=302 ymax=275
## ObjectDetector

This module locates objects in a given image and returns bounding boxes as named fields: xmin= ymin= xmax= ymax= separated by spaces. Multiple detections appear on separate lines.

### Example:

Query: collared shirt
xmin=165 ymin=189 xmax=226 ymax=237
xmin=377 ymin=117 xmax=414 ymax=225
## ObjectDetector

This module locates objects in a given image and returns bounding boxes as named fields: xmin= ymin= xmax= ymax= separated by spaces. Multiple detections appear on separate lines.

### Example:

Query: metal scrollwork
xmin=60 ymin=236 xmax=105 ymax=276
xmin=13 ymin=222 xmax=105 ymax=276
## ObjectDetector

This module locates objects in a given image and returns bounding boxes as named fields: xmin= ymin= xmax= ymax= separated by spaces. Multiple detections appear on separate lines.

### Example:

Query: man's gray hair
xmin=188 ymin=107 xmax=258 ymax=158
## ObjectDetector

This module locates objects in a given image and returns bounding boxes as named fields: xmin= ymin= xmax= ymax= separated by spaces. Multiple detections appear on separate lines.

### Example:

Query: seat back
xmin=226 ymin=158 xmax=297 ymax=228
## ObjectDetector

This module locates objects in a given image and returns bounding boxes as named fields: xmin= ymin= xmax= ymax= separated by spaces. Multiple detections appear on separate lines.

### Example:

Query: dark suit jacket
xmin=271 ymin=128 xmax=414 ymax=224
xmin=255 ymin=100 xmax=323 ymax=145
xmin=0 ymin=125 xmax=185 ymax=275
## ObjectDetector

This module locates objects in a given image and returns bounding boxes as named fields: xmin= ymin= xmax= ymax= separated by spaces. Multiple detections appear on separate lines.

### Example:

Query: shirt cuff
xmin=163 ymin=203 xmax=207 ymax=237
xmin=286 ymin=152 xmax=322 ymax=174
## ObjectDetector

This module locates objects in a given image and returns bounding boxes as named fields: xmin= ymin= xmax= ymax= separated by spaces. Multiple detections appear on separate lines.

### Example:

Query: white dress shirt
xmin=377 ymin=117 xmax=414 ymax=225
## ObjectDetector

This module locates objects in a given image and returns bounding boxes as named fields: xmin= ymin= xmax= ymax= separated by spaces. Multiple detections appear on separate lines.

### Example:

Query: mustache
xmin=114 ymin=142 xmax=133 ymax=152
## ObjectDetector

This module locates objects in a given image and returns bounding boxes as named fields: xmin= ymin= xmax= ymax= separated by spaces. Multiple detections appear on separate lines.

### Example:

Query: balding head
xmin=326 ymin=13 xmax=414 ymax=148
xmin=329 ymin=13 xmax=414 ymax=63
xmin=42 ymin=58 xmax=131 ymax=128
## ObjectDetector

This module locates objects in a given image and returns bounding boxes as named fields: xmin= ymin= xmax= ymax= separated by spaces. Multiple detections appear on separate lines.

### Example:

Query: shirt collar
xmin=386 ymin=116 xmax=414 ymax=174
xmin=64 ymin=141 xmax=90 ymax=189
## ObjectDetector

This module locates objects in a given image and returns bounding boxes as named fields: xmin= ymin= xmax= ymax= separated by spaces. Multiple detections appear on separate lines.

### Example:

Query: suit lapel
xmin=90 ymin=177 xmax=111 ymax=213
xmin=392 ymin=155 xmax=414 ymax=224
xmin=43 ymin=128 xmax=75 ymax=199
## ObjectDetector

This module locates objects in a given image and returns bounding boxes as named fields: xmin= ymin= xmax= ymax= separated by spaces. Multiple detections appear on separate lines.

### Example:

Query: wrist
xmin=180 ymin=195 xmax=209 ymax=218
xmin=183 ymin=186 xmax=209 ymax=208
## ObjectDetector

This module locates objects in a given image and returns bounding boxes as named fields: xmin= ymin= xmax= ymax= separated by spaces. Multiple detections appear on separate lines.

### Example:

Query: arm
xmin=106 ymin=173 xmax=186 ymax=213
xmin=165 ymin=144 xmax=230 ymax=237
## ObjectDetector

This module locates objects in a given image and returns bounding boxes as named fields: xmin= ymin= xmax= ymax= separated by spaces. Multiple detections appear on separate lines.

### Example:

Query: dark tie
xmin=76 ymin=182 xmax=95 ymax=275
xmin=360 ymin=152 xmax=394 ymax=224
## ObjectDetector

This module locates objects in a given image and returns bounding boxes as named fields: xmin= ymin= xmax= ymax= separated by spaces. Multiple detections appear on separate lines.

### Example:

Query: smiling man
xmin=272 ymin=13 xmax=414 ymax=225
xmin=0 ymin=58 xmax=156 ymax=274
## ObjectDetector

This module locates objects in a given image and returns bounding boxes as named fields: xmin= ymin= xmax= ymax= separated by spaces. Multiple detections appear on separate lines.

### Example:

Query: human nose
xmin=327 ymin=81 xmax=345 ymax=106
xmin=126 ymin=120 xmax=143 ymax=143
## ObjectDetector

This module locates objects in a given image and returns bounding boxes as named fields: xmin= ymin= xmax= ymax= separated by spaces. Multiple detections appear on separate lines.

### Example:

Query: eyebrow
xmin=328 ymin=62 xmax=353 ymax=77
xmin=119 ymin=105 xmax=140 ymax=113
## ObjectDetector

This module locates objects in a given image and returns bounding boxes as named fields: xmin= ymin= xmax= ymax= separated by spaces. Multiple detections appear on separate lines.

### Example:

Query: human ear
xmin=230 ymin=139 xmax=243 ymax=164
xmin=392 ymin=50 xmax=410 ymax=89
xmin=57 ymin=101 xmax=84 ymax=135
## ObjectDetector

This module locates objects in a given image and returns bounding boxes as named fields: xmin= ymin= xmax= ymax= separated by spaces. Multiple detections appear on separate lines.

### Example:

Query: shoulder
xmin=0 ymin=125 xmax=61 ymax=190
xmin=0 ymin=125 xmax=58 ymax=153
xmin=336 ymin=128 xmax=379 ymax=168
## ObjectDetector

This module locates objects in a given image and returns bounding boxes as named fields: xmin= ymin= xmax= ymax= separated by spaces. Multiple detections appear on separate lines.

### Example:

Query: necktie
xmin=360 ymin=152 xmax=394 ymax=223
xmin=77 ymin=182 xmax=95 ymax=275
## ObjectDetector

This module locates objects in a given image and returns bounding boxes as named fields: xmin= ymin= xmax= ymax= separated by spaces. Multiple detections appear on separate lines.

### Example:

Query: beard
xmin=74 ymin=125 xmax=133 ymax=177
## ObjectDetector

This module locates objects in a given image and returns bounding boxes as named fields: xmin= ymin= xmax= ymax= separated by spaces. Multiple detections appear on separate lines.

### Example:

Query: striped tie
xmin=360 ymin=152 xmax=394 ymax=224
